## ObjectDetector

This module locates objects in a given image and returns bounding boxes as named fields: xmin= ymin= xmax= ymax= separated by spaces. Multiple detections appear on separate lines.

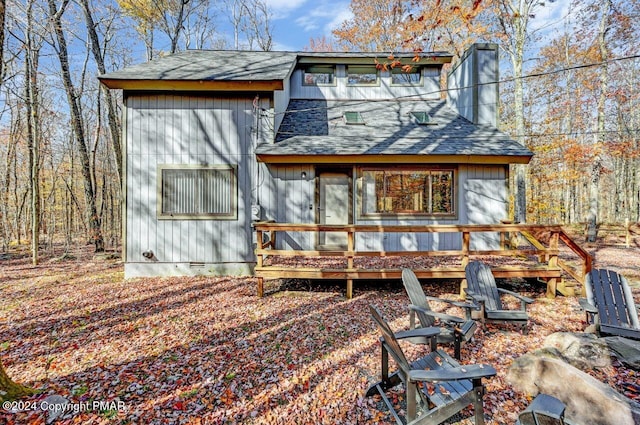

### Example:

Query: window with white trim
xmin=302 ymin=65 xmax=335 ymax=85
xmin=391 ymin=66 xmax=422 ymax=85
xmin=361 ymin=168 xmax=455 ymax=216
xmin=158 ymin=165 xmax=237 ymax=219
xmin=347 ymin=65 xmax=379 ymax=85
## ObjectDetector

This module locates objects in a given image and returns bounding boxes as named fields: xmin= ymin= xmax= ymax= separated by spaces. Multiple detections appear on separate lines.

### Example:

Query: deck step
xmin=557 ymin=279 xmax=578 ymax=297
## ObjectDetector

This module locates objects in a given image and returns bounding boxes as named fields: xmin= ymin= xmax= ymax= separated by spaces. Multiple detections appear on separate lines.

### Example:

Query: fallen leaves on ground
xmin=0 ymin=243 xmax=638 ymax=425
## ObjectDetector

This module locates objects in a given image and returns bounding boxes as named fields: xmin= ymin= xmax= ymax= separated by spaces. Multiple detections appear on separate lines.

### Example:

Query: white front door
xmin=318 ymin=172 xmax=350 ymax=248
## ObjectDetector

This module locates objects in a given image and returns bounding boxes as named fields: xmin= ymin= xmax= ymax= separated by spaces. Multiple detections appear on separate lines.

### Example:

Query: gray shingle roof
xmin=256 ymin=100 xmax=532 ymax=162
xmin=99 ymin=50 xmax=453 ymax=88
xmin=99 ymin=50 xmax=298 ymax=84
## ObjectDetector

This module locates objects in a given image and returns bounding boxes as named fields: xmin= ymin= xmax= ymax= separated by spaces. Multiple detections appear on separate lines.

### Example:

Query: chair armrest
xmin=425 ymin=296 xmax=480 ymax=311
xmin=578 ymin=298 xmax=598 ymax=313
xmin=408 ymin=364 xmax=497 ymax=382
xmin=408 ymin=304 xmax=465 ymax=324
xmin=464 ymin=290 xmax=488 ymax=303
xmin=497 ymin=288 xmax=534 ymax=304
xmin=394 ymin=327 xmax=441 ymax=341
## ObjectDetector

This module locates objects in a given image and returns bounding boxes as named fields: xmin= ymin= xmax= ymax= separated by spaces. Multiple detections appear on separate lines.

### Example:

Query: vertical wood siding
xmin=273 ymin=79 xmax=291 ymax=135
xmin=258 ymin=164 xmax=508 ymax=252
xmin=461 ymin=164 xmax=508 ymax=249
xmin=447 ymin=44 xmax=498 ymax=127
xmin=126 ymin=94 xmax=261 ymax=264
xmin=290 ymin=67 xmax=441 ymax=101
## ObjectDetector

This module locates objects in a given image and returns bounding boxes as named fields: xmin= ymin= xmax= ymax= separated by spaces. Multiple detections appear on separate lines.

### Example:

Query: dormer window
xmin=344 ymin=111 xmax=365 ymax=125
xmin=302 ymin=65 xmax=335 ymax=86
xmin=347 ymin=65 xmax=379 ymax=86
xmin=391 ymin=66 xmax=422 ymax=85
xmin=411 ymin=111 xmax=437 ymax=125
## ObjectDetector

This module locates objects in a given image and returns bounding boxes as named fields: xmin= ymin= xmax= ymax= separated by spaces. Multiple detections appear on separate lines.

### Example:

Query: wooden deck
xmin=254 ymin=223 xmax=592 ymax=299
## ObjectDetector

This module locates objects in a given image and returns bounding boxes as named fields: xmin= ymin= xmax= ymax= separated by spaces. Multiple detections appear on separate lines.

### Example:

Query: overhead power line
xmin=265 ymin=53 xmax=640 ymax=140
xmin=273 ymin=53 xmax=640 ymax=114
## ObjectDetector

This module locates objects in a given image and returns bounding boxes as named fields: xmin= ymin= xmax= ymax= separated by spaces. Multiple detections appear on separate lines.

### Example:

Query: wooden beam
xmin=256 ymin=153 xmax=532 ymax=165
xmin=253 ymin=222 xmax=566 ymax=233
xmin=254 ymin=266 xmax=562 ymax=280
xmin=100 ymin=79 xmax=284 ymax=91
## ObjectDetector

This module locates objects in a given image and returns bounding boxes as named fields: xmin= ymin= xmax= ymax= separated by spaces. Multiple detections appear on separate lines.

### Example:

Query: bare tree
xmin=182 ymin=0 xmax=225 ymax=49
xmin=0 ymin=0 xmax=35 ymax=403
xmin=79 ymin=0 xmax=122 ymax=186
xmin=155 ymin=0 xmax=191 ymax=54
xmin=0 ymin=0 xmax=5 ymax=84
xmin=25 ymin=0 xmax=42 ymax=265
xmin=116 ymin=0 xmax=161 ymax=60
xmin=492 ymin=0 xmax=553 ymax=223
xmin=586 ymin=0 xmax=612 ymax=241
xmin=241 ymin=0 xmax=272 ymax=51
xmin=226 ymin=0 xmax=273 ymax=51
xmin=47 ymin=0 xmax=104 ymax=252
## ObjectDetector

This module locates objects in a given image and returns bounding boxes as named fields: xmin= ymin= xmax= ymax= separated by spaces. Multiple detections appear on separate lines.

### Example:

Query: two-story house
xmin=99 ymin=43 xmax=532 ymax=279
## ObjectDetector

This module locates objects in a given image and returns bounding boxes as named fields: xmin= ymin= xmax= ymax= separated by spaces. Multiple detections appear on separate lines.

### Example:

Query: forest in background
xmin=0 ymin=0 xmax=639 ymax=263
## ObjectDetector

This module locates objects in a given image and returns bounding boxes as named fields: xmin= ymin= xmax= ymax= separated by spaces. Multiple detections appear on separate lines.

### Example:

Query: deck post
xmin=256 ymin=229 xmax=264 ymax=267
xmin=460 ymin=231 xmax=471 ymax=297
xmin=546 ymin=231 xmax=560 ymax=298
xmin=256 ymin=228 xmax=264 ymax=297
xmin=257 ymin=277 xmax=264 ymax=297
xmin=346 ymin=228 xmax=354 ymax=299
xmin=499 ymin=220 xmax=512 ymax=249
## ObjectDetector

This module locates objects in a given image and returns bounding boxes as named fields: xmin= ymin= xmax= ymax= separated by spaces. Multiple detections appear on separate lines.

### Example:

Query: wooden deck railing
xmin=253 ymin=223 xmax=592 ymax=299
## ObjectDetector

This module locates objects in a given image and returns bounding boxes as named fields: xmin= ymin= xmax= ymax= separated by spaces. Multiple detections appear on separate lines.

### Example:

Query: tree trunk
xmin=25 ymin=0 xmax=41 ymax=265
xmin=0 ymin=0 xmax=5 ymax=84
xmin=0 ymin=359 xmax=33 ymax=402
xmin=586 ymin=0 xmax=611 ymax=242
xmin=47 ymin=0 xmax=104 ymax=252
xmin=168 ymin=0 xmax=189 ymax=54
xmin=500 ymin=0 xmax=532 ymax=223
xmin=79 ymin=0 xmax=122 ymax=187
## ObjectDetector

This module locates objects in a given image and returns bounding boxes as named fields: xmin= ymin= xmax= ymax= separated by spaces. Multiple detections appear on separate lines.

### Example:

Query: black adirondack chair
xmin=402 ymin=268 xmax=478 ymax=359
xmin=366 ymin=305 xmax=496 ymax=425
xmin=464 ymin=260 xmax=534 ymax=331
xmin=579 ymin=268 xmax=640 ymax=340
xmin=516 ymin=394 xmax=568 ymax=425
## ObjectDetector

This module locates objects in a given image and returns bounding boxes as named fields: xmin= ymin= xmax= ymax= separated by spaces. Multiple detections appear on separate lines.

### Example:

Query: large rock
xmin=544 ymin=332 xmax=611 ymax=369
xmin=604 ymin=336 xmax=640 ymax=370
xmin=508 ymin=354 xmax=640 ymax=425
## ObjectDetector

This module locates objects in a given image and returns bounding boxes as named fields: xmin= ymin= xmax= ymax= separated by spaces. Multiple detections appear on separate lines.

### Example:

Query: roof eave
xmin=296 ymin=52 xmax=453 ymax=66
xmin=256 ymin=153 xmax=532 ymax=165
xmin=98 ymin=78 xmax=285 ymax=91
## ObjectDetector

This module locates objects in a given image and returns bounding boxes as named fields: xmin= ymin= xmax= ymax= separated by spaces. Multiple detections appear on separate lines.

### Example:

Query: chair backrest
xmin=369 ymin=305 xmax=411 ymax=373
xmin=401 ymin=268 xmax=436 ymax=327
xmin=465 ymin=261 xmax=502 ymax=311
xmin=586 ymin=269 xmax=640 ymax=329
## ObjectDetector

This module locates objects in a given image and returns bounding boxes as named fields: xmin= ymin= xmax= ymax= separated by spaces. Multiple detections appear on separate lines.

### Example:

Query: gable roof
xmin=99 ymin=50 xmax=299 ymax=91
xmin=255 ymin=99 xmax=532 ymax=164
xmin=98 ymin=50 xmax=454 ymax=92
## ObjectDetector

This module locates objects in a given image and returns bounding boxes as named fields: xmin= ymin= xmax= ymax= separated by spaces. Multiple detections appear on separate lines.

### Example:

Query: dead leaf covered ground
xmin=1 ymin=238 xmax=639 ymax=425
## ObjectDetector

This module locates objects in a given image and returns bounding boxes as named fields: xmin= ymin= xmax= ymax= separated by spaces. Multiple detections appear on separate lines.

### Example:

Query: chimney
xmin=446 ymin=43 xmax=499 ymax=127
